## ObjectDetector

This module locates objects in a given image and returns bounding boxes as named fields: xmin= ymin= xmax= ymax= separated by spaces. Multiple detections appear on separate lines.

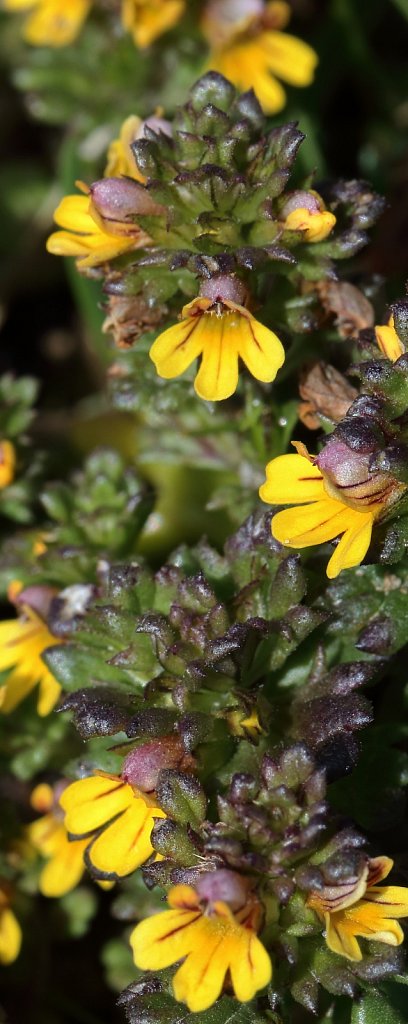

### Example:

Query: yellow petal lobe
xmin=0 ymin=907 xmax=22 ymax=964
xmin=259 ymin=453 xmax=324 ymax=505
xmin=60 ymin=775 xmax=134 ymax=836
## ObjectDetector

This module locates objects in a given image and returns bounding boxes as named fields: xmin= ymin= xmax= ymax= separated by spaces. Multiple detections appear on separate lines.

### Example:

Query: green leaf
xmin=121 ymin=989 xmax=267 ymax=1024
xmin=43 ymin=643 xmax=144 ymax=692
xmin=351 ymin=987 xmax=408 ymax=1024
xmin=155 ymin=770 xmax=207 ymax=826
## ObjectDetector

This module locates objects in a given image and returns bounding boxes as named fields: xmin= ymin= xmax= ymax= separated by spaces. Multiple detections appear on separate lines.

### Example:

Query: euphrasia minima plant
xmin=2 ymin=71 xmax=408 ymax=1024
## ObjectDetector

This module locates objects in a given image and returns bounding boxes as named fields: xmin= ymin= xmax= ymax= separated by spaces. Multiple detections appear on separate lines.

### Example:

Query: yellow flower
xmin=122 ymin=0 xmax=185 ymax=48
xmin=227 ymin=707 xmax=265 ymax=742
xmin=150 ymin=295 xmax=285 ymax=401
xmin=105 ymin=115 xmax=146 ymax=180
xmin=282 ymin=206 xmax=336 ymax=242
xmin=375 ymin=315 xmax=404 ymax=363
xmin=0 ymin=885 xmax=21 ymax=965
xmin=0 ymin=440 xmax=16 ymax=488
xmin=60 ymin=771 xmax=165 ymax=880
xmin=308 ymin=856 xmax=408 ymax=961
xmin=130 ymin=881 xmax=272 ymax=1012
xmin=46 ymin=191 xmax=151 ymax=269
xmin=259 ymin=440 xmax=405 ymax=578
xmin=203 ymin=1 xmax=318 ymax=115
xmin=3 ymin=0 xmax=91 ymax=47
xmin=280 ymin=191 xmax=336 ymax=243
xmin=0 ymin=585 xmax=61 ymax=715
xmin=27 ymin=783 xmax=87 ymax=897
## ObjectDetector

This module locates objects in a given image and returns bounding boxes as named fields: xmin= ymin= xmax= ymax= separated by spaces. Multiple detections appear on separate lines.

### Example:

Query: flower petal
xmin=271 ymin=496 xmax=352 ymax=547
xmin=325 ymin=910 xmax=363 ymax=961
xmin=37 ymin=670 xmax=61 ymax=716
xmin=365 ymin=885 xmax=408 ymax=918
xmin=229 ymin=929 xmax=272 ymax=1002
xmin=236 ymin=315 xmax=285 ymax=383
xmin=367 ymin=857 xmax=394 ymax=887
xmin=208 ymin=44 xmax=287 ymax=114
xmin=283 ymin=207 xmax=336 ymax=243
xmin=259 ymin=31 xmax=318 ymax=86
xmin=122 ymin=0 xmax=185 ymax=48
xmin=22 ymin=0 xmax=91 ymax=47
xmin=168 ymin=884 xmax=201 ymax=910
xmin=342 ymin=900 xmax=405 ymax=946
xmin=194 ymin=316 xmax=239 ymax=401
xmin=259 ymin=453 xmax=324 ymax=505
xmin=39 ymin=833 xmax=87 ymax=897
xmin=105 ymin=115 xmax=144 ymax=179
xmin=60 ymin=775 xmax=134 ymax=836
xmin=130 ymin=907 xmax=202 ymax=970
xmin=172 ymin=922 xmax=228 ymax=1012
xmin=0 ymin=908 xmax=22 ymax=965
xmin=150 ymin=317 xmax=204 ymax=380
xmin=0 ymin=618 xmax=36 ymax=669
xmin=87 ymin=797 xmax=165 ymax=878
xmin=51 ymin=195 xmax=95 ymax=233
xmin=326 ymin=512 xmax=373 ymax=578
xmin=0 ymin=667 xmax=38 ymax=713
xmin=28 ymin=814 xmax=62 ymax=857
xmin=30 ymin=783 xmax=54 ymax=813
xmin=375 ymin=323 xmax=404 ymax=362
xmin=46 ymin=228 xmax=136 ymax=267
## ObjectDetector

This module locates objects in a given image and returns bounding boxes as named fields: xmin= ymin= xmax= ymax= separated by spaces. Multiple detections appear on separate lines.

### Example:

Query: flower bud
xmin=199 ymin=273 xmax=247 ymax=307
xmin=281 ymin=190 xmax=336 ymax=243
xmin=137 ymin=115 xmax=172 ymax=139
xmin=316 ymin=437 xmax=401 ymax=512
xmin=204 ymin=0 xmax=263 ymax=26
xmin=13 ymin=584 xmax=57 ymax=621
xmin=122 ymin=736 xmax=191 ymax=793
xmin=89 ymin=178 xmax=164 ymax=235
xmin=195 ymin=869 xmax=251 ymax=910
xmin=0 ymin=440 xmax=15 ymax=489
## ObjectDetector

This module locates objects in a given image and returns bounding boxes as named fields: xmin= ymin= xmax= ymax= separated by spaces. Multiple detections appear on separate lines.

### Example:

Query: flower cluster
xmin=3 ymin=64 xmax=408 ymax=1024
xmin=3 ymin=0 xmax=184 ymax=49
xmin=4 ymin=0 xmax=317 ymax=115
xmin=47 ymin=74 xmax=364 ymax=410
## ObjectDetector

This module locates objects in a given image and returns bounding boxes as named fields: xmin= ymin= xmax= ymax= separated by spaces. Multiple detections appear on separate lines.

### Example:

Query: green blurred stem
xmin=390 ymin=0 xmax=408 ymax=18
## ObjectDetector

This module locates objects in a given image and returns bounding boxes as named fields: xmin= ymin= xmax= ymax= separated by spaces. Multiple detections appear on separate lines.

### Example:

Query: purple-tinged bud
xmin=195 ymin=869 xmax=251 ymax=910
xmin=201 ymin=0 xmax=265 ymax=46
xmin=14 ymin=584 xmax=56 ymax=621
xmin=48 ymin=584 xmax=96 ymax=636
xmin=205 ymin=0 xmax=263 ymax=26
xmin=122 ymin=736 xmax=192 ymax=793
xmin=316 ymin=437 xmax=401 ymax=512
xmin=89 ymin=178 xmax=164 ymax=234
xmin=280 ymin=191 xmax=336 ymax=243
xmin=281 ymin=190 xmax=323 ymax=218
xmin=137 ymin=116 xmax=172 ymax=139
xmin=200 ymin=273 xmax=247 ymax=307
